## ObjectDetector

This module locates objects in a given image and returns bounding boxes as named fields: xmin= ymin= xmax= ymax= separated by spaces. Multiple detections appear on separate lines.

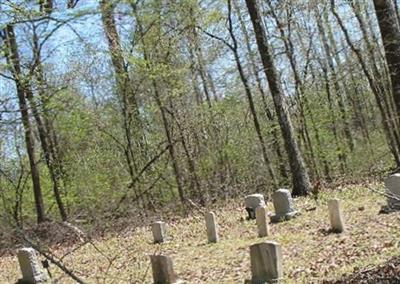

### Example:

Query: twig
xmin=365 ymin=185 xmax=400 ymax=202
xmin=18 ymin=232 xmax=87 ymax=283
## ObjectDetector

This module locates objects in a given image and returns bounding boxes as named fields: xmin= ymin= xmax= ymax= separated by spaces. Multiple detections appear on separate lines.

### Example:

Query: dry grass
xmin=1 ymin=182 xmax=400 ymax=283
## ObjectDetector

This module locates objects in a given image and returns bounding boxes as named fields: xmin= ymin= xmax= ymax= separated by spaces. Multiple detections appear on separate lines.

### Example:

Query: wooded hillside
xmin=1 ymin=0 xmax=399 ymax=230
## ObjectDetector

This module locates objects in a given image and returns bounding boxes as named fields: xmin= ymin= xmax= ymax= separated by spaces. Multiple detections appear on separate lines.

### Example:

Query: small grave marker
xmin=152 ymin=221 xmax=167 ymax=243
xmin=17 ymin=247 xmax=49 ymax=284
xmin=328 ymin=199 xmax=345 ymax=233
xmin=205 ymin=212 xmax=219 ymax=243
xmin=256 ymin=206 xmax=270 ymax=237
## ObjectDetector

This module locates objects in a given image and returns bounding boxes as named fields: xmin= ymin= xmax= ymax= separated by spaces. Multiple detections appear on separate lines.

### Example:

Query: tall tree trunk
xmin=331 ymin=0 xmax=400 ymax=165
xmin=169 ymin=99 xmax=204 ymax=204
xmin=233 ymin=0 xmax=288 ymax=180
xmin=316 ymin=9 xmax=355 ymax=153
xmin=373 ymin=0 xmax=400 ymax=129
xmin=4 ymin=25 xmax=46 ymax=223
xmin=225 ymin=0 xmax=277 ymax=187
xmin=189 ymin=14 xmax=213 ymax=108
xmin=245 ymin=0 xmax=311 ymax=196
xmin=100 ymin=0 xmax=145 ymax=152
xmin=267 ymin=0 xmax=318 ymax=179
xmin=100 ymin=0 xmax=148 ymax=207
xmin=30 ymin=27 xmax=67 ymax=221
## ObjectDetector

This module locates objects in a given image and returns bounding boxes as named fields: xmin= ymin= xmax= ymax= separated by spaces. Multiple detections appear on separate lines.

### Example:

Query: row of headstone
xmin=17 ymin=243 xmax=282 ymax=284
xmin=151 ymin=211 xmax=219 ymax=245
xmin=151 ymin=188 xmax=346 ymax=245
xmin=145 ymin=188 xmax=347 ymax=283
xmin=149 ymin=240 xmax=283 ymax=284
xmin=16 ymin=204 xmax=341 ymax=284
xmin=16 ymin=186 xmax=352 ymax=283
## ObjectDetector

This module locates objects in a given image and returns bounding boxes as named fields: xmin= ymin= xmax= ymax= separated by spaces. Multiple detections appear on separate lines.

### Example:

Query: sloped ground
xmin=325 ymin=256 xmax=400 ymax=283
xmin=1 ymin=182 xmax=399 ymax=283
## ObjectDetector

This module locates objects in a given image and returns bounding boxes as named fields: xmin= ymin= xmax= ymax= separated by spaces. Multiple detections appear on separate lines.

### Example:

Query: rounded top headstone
xmin=245 ymin=194 xmax=266 ymax=208
xmin=272 ymin=189 xmax=294 ymax=214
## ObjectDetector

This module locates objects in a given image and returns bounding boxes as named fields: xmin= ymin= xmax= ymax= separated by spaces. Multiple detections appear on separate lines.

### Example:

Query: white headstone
xmin=152 ymin=221 xmax=166 ymax=244
xmin=150 ymin=254 xmax=181 ymax=283
xmin=17 ymin=248 xmax=49 ymax=283
xmin=246 ymin=241 xmax=283 ymax=284
xmin=245 ymin=194 xmax=266 ymax=219
xmin=384 ymin=174 xmax=400 ymax=209
xmin=328 ymin=199 xmax=345 ymax=233
xmin=270 ymin=189 xmax=298 ymax=223
xmin=255 ymin=206 xmax=270 ymax=237
xmin=205 ymin=212 xmax=219 ymax=243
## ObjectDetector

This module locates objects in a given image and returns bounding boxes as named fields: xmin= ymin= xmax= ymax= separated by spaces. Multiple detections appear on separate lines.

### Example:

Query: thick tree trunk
xmin=233 ymin=0 xmax=288 ymax=181
xmin=331 ymin=0 xmax=400 ymax=165
xmin=245 ymin=0 xmax=311 ymax=196
xmin=226 ymin=0 xmax=277 ymax=188
xmin=373 ymin=0 xmax=400 ymax=127
xmin=267 ymin=0 xmax=318 ymax=179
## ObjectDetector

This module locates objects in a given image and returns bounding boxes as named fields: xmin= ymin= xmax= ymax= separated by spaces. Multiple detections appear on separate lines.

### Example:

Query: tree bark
xmin=30 ymin=27 xmax=67 ymax=221
xmin=331 ymin=0 xmax=400 ymax=165
xmin=233 ymin=0 xmax=288 ymax=180
xmin=267 ymin=0 xmax=319 ymax=179
xmin=101 ymin=0 xmax=148 ymax=207
xmin=245 ymin=0 xmax=311 ymax=196
xmin=373 ymin=0 xmax=400 ymax=128
xmin=224 ymin=0 xmax=277 ymax=187
xmin=4 ymin=24 xmax=46 ymax=223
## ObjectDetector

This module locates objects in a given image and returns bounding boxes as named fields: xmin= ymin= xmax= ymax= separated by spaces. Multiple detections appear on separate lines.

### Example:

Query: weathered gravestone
xmin=245 ymin=241 xmax=283 ymax=284
xmin=150 ymin=255 xmax=181 ymax=284
xmin=256 ymin=206 xmax=270 ymax=238
xmin=328 ymin=199 xmax=345 ymax=233
xmin=384 ymin=173 xmax=400 ymax=210
xmin=245 ymin=194 xmax=266 ymax=220
xmin=152 ymin=221 xmax=167 ymax=244
xmin=17 ymin=247 xmax=49 ymax=284
xmin=205 ymin=212 xmax=219 ymax=243
xmin=270 ymin=189 xmax=298 ymax=223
